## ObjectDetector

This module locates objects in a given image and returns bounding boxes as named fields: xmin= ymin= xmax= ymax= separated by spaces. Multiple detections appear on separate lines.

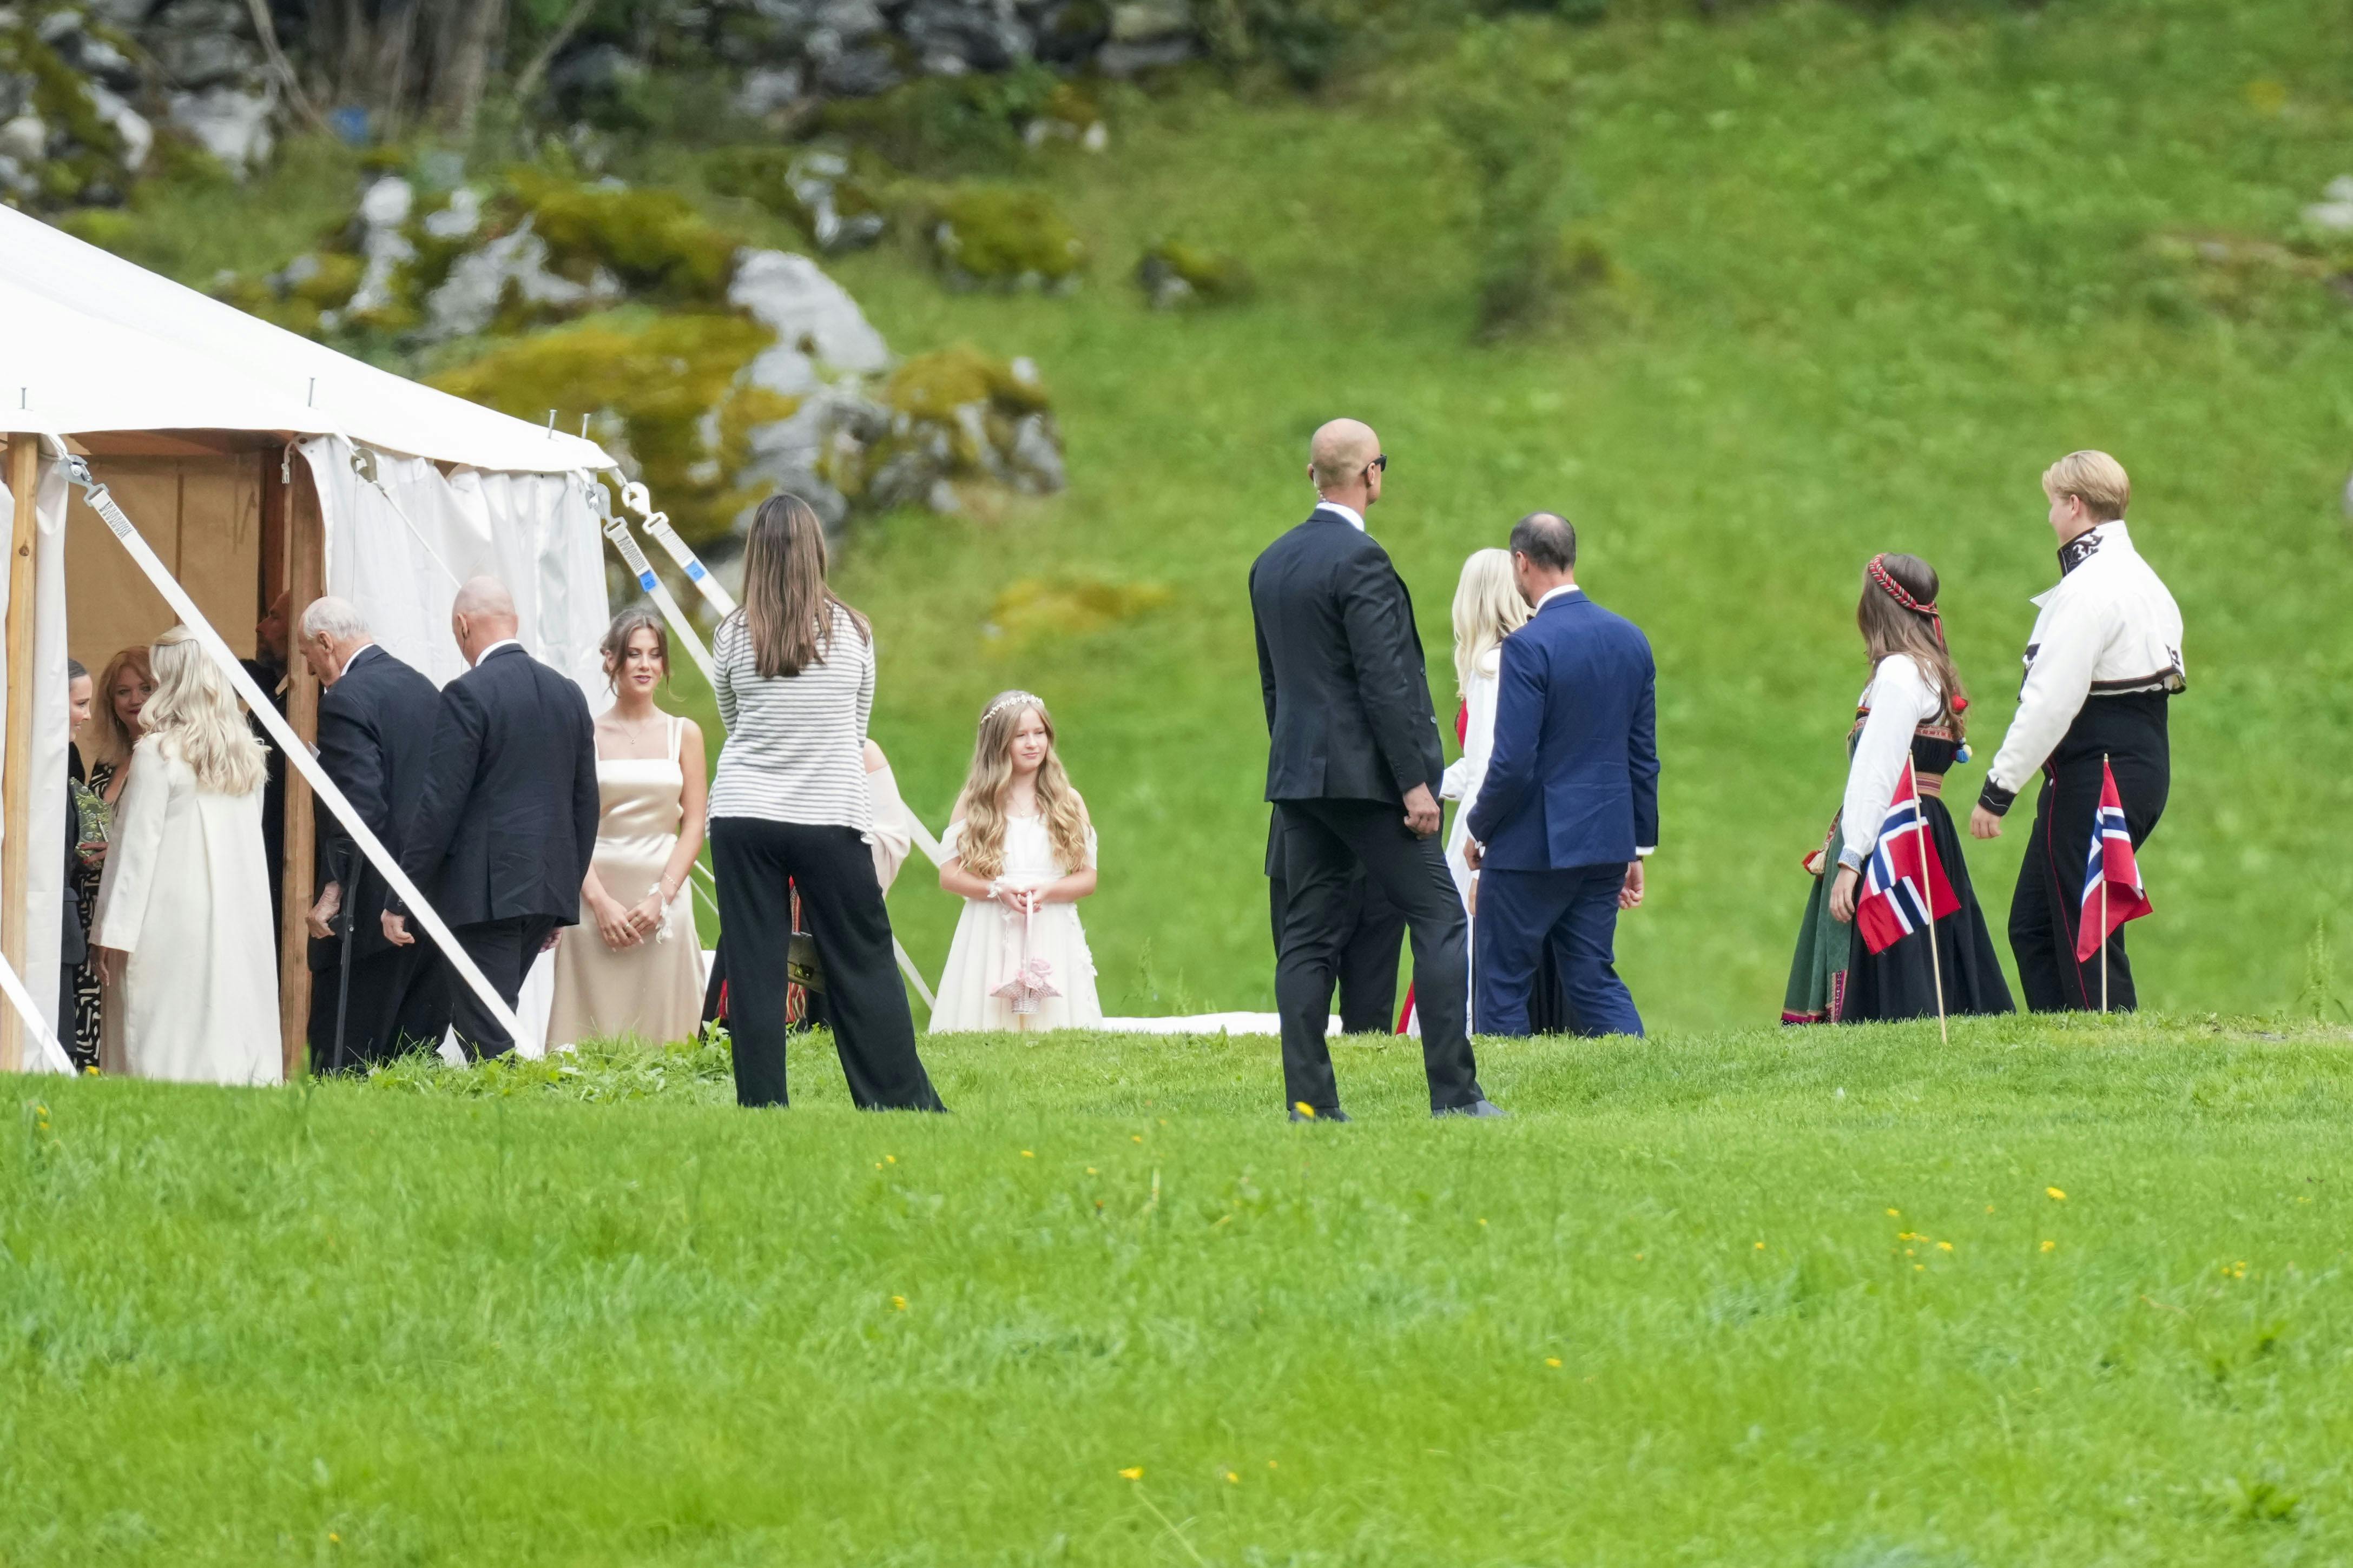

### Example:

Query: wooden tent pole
xmin=2 ymin=435 xmax=40 ymax=1074
xmin=275 ymin=456 xmax=321 ymax=1077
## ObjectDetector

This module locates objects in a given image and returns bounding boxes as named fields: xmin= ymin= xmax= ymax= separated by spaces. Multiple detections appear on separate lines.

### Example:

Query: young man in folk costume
xmin=1970 ymin=451 xmax=2185 ymax=1011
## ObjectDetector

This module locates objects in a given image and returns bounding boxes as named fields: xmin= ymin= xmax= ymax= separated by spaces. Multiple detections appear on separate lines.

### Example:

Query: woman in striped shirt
xmin=708 ymin=494 xmax=944 ymax=1111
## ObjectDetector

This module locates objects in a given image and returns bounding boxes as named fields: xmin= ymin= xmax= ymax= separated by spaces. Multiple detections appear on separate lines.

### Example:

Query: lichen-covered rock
xmin=707 ymin=145 xmax=886 ymax=254
xmin=729 ymin=246 xmax=892 ymax=376
xmin=1136 ymin=239 xmax=1253 ymax=308
xmin=431 ymin=312 xmax=795 ymax=546
xmin=927 ymin=186 xmax=1086 ymax=290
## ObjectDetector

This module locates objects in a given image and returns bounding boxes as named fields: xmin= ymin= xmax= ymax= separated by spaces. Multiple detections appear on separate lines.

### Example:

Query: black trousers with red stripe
xmin=2006 ymin=692 xmax=2171 ymax=1013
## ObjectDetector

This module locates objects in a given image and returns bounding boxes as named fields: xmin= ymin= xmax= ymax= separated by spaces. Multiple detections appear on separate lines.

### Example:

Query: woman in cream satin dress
xmin=548 ymin=610 xmax=709 ymax=1048
xmin=90 ymin=628 xmax=279 ymax=1085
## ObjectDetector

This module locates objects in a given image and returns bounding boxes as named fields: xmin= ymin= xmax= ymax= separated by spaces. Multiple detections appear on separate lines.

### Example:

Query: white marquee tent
xmin=0 ymin=204 xmax=621 ymax=1074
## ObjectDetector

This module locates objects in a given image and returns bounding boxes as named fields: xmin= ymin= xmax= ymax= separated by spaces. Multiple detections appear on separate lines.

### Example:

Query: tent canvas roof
xmin=0 ymin=206 xmax=614 ymax=475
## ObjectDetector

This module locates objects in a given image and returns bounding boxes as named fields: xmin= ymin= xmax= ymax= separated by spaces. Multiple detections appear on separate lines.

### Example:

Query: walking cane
xmin=331 ymin=855 xmax=357 ymax=1074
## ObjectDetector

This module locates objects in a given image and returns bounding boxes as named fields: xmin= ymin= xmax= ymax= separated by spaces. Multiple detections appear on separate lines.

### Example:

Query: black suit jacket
xmin=1249 ymin=507 xmax=1445 ymax=804
xmin=394 ymin=644 xmax=599 ymax=929
xmin=312 ymin=645 xmax=445 ymax=968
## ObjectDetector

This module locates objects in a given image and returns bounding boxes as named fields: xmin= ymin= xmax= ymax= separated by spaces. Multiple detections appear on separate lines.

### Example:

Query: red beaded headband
xmin=1867 ymin=553 xmax=1953 ymax=659
xmin=1866 ymin=554 xmax=1934 ymax=616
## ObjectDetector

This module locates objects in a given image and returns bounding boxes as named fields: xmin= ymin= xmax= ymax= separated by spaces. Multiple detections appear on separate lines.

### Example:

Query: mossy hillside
xmin=430 ymin=311 xmax=795 ymax=541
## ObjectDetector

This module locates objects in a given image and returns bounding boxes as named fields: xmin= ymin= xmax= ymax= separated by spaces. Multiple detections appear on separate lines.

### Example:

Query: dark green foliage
xmin=819 ymin=62 xmax=1071 ymax=174
xmin=1434 ymin=22 xmax=1589 ymax=340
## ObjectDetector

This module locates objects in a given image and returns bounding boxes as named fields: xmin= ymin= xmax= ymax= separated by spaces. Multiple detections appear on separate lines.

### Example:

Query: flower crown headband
xmin=983 ymin=691 xmax=1045 ymax=725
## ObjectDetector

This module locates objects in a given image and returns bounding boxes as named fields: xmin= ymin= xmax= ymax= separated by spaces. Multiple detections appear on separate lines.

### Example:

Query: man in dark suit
xmin=1249 ymin=418 xmax=1495 ymax=1121
xmin=1265 ymin=817 xmax=1406 ymax=1034
xmin=1464 ymin=513 xmax=1657 ymax=1037
xmin=383 ymin=578 xmax=598 ymax=1060
xmin=243 ymin=590 xmax=291 ymax=934
xmin=296 ymin=596 xmax=448 ymax=1069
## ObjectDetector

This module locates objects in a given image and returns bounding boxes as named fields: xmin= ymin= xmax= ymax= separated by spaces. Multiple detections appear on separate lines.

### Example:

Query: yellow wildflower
xmin=1754 ymin=1241 xmax=1766 ymax=1251
xmin=892 ymin=1295 xmax=907 ymax=1311
xmin=1886 ymin=1208 xmax=1900 ymax=1217
xmin=1937 ymin=1241 xmax=1953 ymax=1253
xmin=2046 ymin=1187 xmax=2066 ymax=1201
xmin=1119 ymin=1467 xmax=1144 ymax=1481
xmin=1224 ymin=1471 xmax=1239 ymax=1483
xmin=2041 ymin=1240 xmax=2057 ymax=1252
xmin=1021 ymin=1150 xmax=1034 ymax=1159
xmin=1545 ymin=1357 xmax=1562 ymax=1367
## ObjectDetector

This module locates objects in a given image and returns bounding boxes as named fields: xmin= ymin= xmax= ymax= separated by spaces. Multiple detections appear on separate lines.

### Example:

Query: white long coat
xmin=91 ymin=737 xmax=281 ymax=1086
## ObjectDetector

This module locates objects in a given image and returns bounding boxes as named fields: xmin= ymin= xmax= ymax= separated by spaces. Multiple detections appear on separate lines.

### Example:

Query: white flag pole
xmin=57 ymin=452 xmax=526 ymax=1048
xmin=1910 ymin=756 xmax=1947 ymax=1046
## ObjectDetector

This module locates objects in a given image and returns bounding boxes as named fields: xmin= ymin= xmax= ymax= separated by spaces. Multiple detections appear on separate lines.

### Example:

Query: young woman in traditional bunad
xmin=1783 ymin=553 xmax=2014 ymax=1025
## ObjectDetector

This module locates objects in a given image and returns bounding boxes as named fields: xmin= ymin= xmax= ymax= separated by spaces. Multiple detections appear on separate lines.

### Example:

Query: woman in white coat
xmin=91 ymin=626 xmax=281 ymax=1086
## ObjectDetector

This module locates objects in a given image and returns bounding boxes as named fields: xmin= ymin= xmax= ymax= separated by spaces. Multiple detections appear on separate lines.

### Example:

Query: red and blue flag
xmin=1856 ymin=758 xmax=1960 ymax=956
xmin=2074 ymin=758 xmax=2152 ymax=962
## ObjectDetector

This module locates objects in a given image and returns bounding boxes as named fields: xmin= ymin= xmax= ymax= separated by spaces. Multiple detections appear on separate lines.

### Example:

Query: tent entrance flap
xmin=56 ymin=449 xmax=526 ymax=1047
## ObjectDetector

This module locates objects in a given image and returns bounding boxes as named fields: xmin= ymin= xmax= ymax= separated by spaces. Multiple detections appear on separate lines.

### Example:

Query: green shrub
xmin=818 ymin=63 xmax=1067 ymax=174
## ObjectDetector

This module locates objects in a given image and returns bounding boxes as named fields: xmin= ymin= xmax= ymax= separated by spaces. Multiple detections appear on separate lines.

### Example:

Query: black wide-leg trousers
xmin=709 ymin=816 xmax=943 ymax=1112
xmin=1272 ymin=798 xmax=1482 ymax=1114
xmin=2006 ymin=692 xmax=2171 ymax=1013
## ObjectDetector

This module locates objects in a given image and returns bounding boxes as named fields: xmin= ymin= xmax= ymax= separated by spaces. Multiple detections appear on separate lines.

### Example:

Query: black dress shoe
xmin=1434 ymin=1099 xmax=1507 ymax=1119
xmin=1289 ymin=1106 xmax=1350 ymax=1123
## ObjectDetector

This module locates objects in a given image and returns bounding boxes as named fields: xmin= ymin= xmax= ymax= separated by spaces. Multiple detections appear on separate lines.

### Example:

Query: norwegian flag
xmin=1855 ymin=758 xmax=1961 ymax=956
xmin=2074 ymin=758 xmax=2152 ymax=962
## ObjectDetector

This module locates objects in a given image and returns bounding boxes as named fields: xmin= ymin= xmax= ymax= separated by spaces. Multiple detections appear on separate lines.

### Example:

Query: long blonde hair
xmin=140 ymin=627 xmax=268 ymax=795
xmin=1451 ymin=547 xmax=1530 ymax=694
xmin=953 ymin=691 xmax=1090 ymax=881
xmin=91 ymin=645 xmax=155 ymax=767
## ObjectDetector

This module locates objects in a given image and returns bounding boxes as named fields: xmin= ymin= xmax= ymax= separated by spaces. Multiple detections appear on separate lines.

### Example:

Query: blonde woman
xmin=90 ymin=626 xmax=280 ymax=1084
xmin=933 ymin=691 xmax=1100 ymax=1032
xmin=1440 ymin=548 xmax=1531 ymax=912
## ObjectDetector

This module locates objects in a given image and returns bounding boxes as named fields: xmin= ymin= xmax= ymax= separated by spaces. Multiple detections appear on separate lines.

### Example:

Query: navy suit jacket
xmin=394 ymin=644 xmax=599 ymax=929
xmin=1464 ymin=589 xmax=1659 ymax=871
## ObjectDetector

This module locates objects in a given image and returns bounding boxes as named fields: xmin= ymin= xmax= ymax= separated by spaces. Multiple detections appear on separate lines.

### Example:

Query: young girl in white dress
xmin=932 ymin=691 xmax=1102 ymax=1032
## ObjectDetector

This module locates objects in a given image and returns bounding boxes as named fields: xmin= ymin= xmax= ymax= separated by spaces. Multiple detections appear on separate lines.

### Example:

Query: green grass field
xmin=8 ymin=1015 xmax=2353 ymax=1564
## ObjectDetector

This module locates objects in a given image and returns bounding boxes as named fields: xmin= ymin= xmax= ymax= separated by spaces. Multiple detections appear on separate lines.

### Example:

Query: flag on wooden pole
xmin=1856 ymin=757 xmax=1960 ymax=957
xmin=2075 ymin=756 xmax=2151 ymax=985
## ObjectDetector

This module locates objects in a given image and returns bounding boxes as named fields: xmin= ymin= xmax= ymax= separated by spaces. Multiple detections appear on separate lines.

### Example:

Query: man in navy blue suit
xmin=1463 ymin=513 xmax=1658 ymax=1036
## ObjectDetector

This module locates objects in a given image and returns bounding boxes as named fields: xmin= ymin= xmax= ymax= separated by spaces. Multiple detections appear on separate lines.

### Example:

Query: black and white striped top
xmin=708 ymin=603 xmax=874 ymax=831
